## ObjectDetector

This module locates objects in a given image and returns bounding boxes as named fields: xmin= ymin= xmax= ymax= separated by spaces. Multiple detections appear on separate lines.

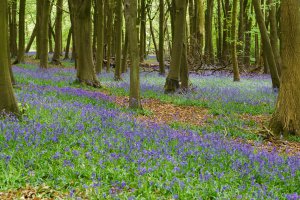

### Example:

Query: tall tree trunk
xmin=37 ymin=0 xmax=50 ymax=68
xmin=69 ymin=0 xmax=100 ymax=87
xmin=95 ymin=0 xmax=104 ymax=74
xmin=237 ymin=0 xmax=245 ymax=63
xmin=222 ymin=0 xmax=230 ymax=62
xmin=180 ymin=27 xmax=189 ymax=90
xmin=114 ymin=0 xmax=122 ymax=80
xmin=64 ymin=28 xmax=72 ymax=60
xmin=0 ymin=0 xmax=19 ymax=115
xmin=270 ymin=0 xmax=300 ymax=136
xmin=165 ymin=0 xmax=188 ymax=93
xmin=243 ymin=1 xmax=252 ymax=67
xmin=253 ymin=0 xmax=280 ymax=88
xmin=106 ymin=0 xmax=113 ymax=72
xmin=9 ymin=0 xmax=18 ymax=58
xmin=216 ymin=0 xmax=222 ymax=60
xmin=49 ymin=23 xmax=54 ymax=53
xmin=139 ymin=0 xmax=146 ymax=61
xmin=268 ymin=0 xmax=281 ymax=76
xmin=52 ymin=0 xmax=63 ymax=64
xmin=159 ymin=0 xmax=165 ymax=75
xmin=121 ymin=29 xmax=129 ymax=73
xmin=25 ymin=25 xmax=37 ymax=53
xmin=15 ymin=0 xmax=26 ymax=64
xmin=205 ymin=0 xmax=214 ymax=64
xmin=125 ymin=0 xmax=142 ymax=109
xmin=198 ymin=0 xmax=205 ymax=56
xmin=231 ymin=0 xmax=240 ymax=81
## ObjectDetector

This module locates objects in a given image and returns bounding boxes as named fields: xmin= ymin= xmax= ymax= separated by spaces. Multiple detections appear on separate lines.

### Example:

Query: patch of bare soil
xmin=115 ymin=96 xmax=212 ymax=126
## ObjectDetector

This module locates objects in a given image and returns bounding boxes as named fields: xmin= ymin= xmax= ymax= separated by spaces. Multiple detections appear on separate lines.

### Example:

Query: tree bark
xmin=25 ymin=25 xmax=37 ymax=53
xmin=125 ymin=0 xmax=142 ymax=109
xmin=15 ymin=0 xmax=26 ymax=64
xmin=270 ymin=0 xmax=300 ymax=136
xmin=64 ymin=28 xmax=72 ymax=60
xmin=114 ymin=0 xmax=123 ymax=80
xmin=159 ymin=0 xmax=165 ymax=75
xmin=9 ymin=0 xmax=18 ymax=58
xmin=37 ymin=0 xmax=50 ymax=68
xmin=268 ymin=0 xmax=281 ymax=76
xmin=69 ymin=0 xmax=100 ymax=87
xmin=95 ymin=0 xmax=104 ymax=74
xmin=164 ymin=0 xmax=188 ymax=93
xmin=253 ymin=0 xmax=280 ymax=88
xmin=52 ymin=0 xmax=63 ymax=64
xmin=0 ymin=0 xmax=19 ymax=115
xmin=205 ymin=0 xmax=214 ymax=64
xmin=231 ymin=0 xmax=240 ymax=81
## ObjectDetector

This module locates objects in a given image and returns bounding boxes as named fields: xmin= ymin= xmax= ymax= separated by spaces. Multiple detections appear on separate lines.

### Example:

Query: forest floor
xmin=0 ymin=56 xmax=299 ymax=199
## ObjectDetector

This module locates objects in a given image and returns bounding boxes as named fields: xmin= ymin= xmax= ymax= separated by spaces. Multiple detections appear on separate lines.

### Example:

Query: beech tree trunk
xmin=95 ymin=0 xmax=104 ymax=74
xmin=52 ymin=0 xmax=63 ymax=64
xmin=9 ymin=0 xmax=18 ymax=58
xmin=205 ymin=0 xmax=214 ymax=64
xmin=0 ymin=0 xmax=19 ymax=115
xmin=114 ymin=0 xmax=122 ymax=80
xmin=25 ymin=25 xmax=37 ymax=53
xmin=64 ymin=28 xmax=72 ymax=60
xmin=121 ymin=29 xmax=129 ymax=73
xmin=37 ymin=0 xmax=50 ymax=68
xmin=139 ymin=0 xmax=146 ymax=61
xmin=159 ymin=0 xmax=165 ymax=75
xmin=231 ymin=0 xmax=240 ymax=81
xmin=253 ymin=0 xmax=280 ymax=89
xmin=69 ymin=0 xmax=100 ymax=87
xmin=125 ymin=0 xmax=142 ymax=109
xmin=268 ymin=0 xmax=281 ymax=76
xmin=164 ymin=0 xmax=188 ymax=93
xmin=15 ymin=0 xmax=26 ymax=64
xmin=270 ymin=0 xmax=300 ymax=136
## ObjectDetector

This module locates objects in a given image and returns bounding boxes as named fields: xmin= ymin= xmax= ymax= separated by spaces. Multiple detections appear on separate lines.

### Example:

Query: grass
xmin=0 ymin=62 xmax=298 ymax=199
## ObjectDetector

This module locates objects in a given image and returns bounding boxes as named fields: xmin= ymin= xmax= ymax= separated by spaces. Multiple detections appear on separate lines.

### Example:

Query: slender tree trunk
xmin=0 ymin=0 xmax=19 ymax=115
xmin=15 ymin=0 xmax=26 ymax=64
xmin=121 ymin=29 xmax=129 ymax=73
xmin=216 ymin=0 xmax=222 ymax=60
xmin=237 ymin=0 xmax=245 ymax=63
xmin=147 ymin=8 xmax=159 ymax=60
xmin=253 ymin=0 xmax=280 ymax=88
xmin=114 ymin=0 xmax=122 ymax=80
xmin=106 ymin=0 xmax=113 ymax=72
xmin=38 ymin=0 xmax=50 ymax=68
xmin=270 ymin=0 xmax=300 ymax=136
xmin=159 ymin=0 xmax=165 ymax=75
xmin=125 ymin=0 xmax=142 ymax=109
xmin=95 ymin=0 xmax=104 ymax=74
xmin=180 ymin=28 xmax=189 ymax=90
xmin=9 ymin=0 xmax=18 ymax=58
xmin=64 ymin=28 xmax=72 ymax=60
xmin=232 ymin=0 xmax=240 ymax=81
xmin=52 ymin=0 xmax=63 ymax=64
xmin=222 ymin=0 xmax=230 ymax=62
xmin=49 ymin=23 xmax=54 ymax=53
xmin=243 ymin=1 xmax=252 ymax=67
xmin=25 ymin=25 xmax=37 ymax=53
xmin=165 ymin=0 xmax=188 ymax=93
xmin=139 ymin=0 xmax=146 ymax=61
xmin=268 ymin=0 xmax=281 ymax=76
xmin=69 ymin=0 xmax=100 ymax=87
xmin=205 ymin=0 xmax=214 ymax=64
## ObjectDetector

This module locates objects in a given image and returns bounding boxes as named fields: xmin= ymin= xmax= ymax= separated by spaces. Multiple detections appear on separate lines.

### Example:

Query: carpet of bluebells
xmin=0 ymin=63 xmax=299 ymax=199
